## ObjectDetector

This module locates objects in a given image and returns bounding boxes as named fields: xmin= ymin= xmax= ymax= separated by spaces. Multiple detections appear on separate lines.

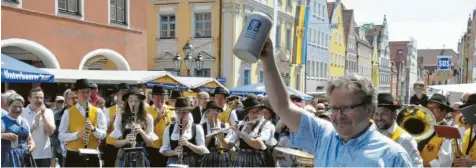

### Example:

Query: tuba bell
xmin=396 ymin=105 xmax=436 ymax=141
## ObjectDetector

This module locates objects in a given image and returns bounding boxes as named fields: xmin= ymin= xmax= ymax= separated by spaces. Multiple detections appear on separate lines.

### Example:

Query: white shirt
xmin=21 ymin=107 xmax=55 ymax=159
xmin=58 ymin=104 xmax=107 ymax=146
xmin=225 ymin=118 xmax=275 ymax=150
xmin=428 ymin=120 xmax=454 ymax=167
xmin=159 ymin=118 xmax=209 ymax=154
xmin=378 ymin=122 xmax=423 ymax=167
xmin=109 ymin=113 xmax=158 ymax=141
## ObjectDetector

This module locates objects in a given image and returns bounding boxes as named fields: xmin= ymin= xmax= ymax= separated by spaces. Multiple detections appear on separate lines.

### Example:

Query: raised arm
xmin=260 ymin=38 xmax=303 ymax=132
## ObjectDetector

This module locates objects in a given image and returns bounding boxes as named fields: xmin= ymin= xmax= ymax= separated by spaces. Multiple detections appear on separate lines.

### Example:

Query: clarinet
xmin=178 ymin=119 xmax=184 ymax=165
xmin=130 ymin=106 xmax=137 ymax=148
xmin=84 ymin=102 xmax=90 ymax=149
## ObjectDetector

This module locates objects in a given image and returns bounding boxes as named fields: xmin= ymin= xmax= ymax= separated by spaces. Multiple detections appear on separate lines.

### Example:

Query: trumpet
xmin=84 ymin=102 xmax=90 ymax=149
xmin=205 ymin=117 xmax=262 ymax=138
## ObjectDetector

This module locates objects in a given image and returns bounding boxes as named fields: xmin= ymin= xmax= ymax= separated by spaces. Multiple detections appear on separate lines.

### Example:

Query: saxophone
xmin=84 ymin=103 xmax=90 ymax=149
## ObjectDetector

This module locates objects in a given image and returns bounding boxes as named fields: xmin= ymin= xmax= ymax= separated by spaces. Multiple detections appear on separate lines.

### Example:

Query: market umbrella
xmin=1 ymin=54 xmax=54 ymax=83
xmin=229 ymin=83 xmax=313 ymax=101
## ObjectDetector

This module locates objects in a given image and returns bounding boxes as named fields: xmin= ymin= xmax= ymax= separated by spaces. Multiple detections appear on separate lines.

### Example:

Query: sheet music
xmin=167 ymin=164 xmax=189 ymax=168
xmin=79 ymin=148 xmax=100 ymax=155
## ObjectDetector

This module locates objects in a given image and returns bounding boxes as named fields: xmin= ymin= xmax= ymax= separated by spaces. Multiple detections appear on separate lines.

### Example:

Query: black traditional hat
xmin=213 ymin=87 xmax=229 ymax=97
xmin=205 ymin=101 xmax=223 ymax=112
xmin=169 ymin=90 xmax=183 ymax=99
xmin=151 ymin=85 xmax=168 ymax=95
xmin=175 ymin=97 xmax=192 ymax=111
xmin=260 ymin=99 xmax=276 ymax=118
xmin=377 ymin=93 xmax=401 ymax=110
xmin=72 ymin=79 xmax=94 ymax=91
xmin=460 ymin=93 xmax=476 ymax=109
xmin=122 ymin=87 xmax=146 ymax=101
xmin=242 ymin=97 xmax=263 ymax=112
xmin=117 ymin=83 xmax=130 ymax=92
xmin=426 ymin=93 xmax=454 ymax=112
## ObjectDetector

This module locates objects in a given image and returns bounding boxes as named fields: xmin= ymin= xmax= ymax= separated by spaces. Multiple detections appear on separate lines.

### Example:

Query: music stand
xmin=123 ymin=146 xmax=142 ymax=167
xmin=79 ymin=148 xmax=100 ymax=167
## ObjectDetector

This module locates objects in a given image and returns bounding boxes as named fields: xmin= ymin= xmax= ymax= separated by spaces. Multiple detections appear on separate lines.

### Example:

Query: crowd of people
xmin=2 ymin=38 xmax=476 ymax=167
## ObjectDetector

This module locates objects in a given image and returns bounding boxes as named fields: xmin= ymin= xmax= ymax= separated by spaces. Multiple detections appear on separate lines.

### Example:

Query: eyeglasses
xmin=328 ymin=102 xmax=365 ymax=115
xmin=316 ymin=108 xmax=325 ymax=110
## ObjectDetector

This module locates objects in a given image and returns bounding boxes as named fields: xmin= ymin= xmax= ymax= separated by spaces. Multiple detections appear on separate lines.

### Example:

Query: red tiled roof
xmin=342 ymin=10 xmax=354 ymax=44
xmin=327 ymin=2 xmax=335 ymax=23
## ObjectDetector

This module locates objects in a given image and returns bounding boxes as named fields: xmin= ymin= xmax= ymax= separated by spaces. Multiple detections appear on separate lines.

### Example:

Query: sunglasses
xmin=56 ymin=101 xmax=64 ymax=103
xmin=317 ymin=108 xmax=325 ymax=110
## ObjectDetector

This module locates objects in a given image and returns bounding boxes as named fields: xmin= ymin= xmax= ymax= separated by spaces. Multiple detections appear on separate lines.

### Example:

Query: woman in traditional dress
xmin=110 ymin=88 xmax=158 ymax=167
xmin=160 ymin=97 xmax=209 ymax=167
xmin=1 ymin=94 xmax=36 ymax=167
xmin=200 ymin=101 xmax=232 ymax=167
xmin=217 ymin=96 xmax=276 ymax=167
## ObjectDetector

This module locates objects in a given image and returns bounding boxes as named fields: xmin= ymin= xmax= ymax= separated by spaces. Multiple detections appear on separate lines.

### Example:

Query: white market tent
xmin=174 ymin=76 xmax=227 ymax=90
xmin=40 ymin=69 xmax=179 ymax=84
xmin=428 ymin=83 xmax=476 ymax=93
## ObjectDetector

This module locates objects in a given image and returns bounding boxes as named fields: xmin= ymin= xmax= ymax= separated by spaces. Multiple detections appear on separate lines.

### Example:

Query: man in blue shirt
xmin=258 ymin=38 xmax=413 ymax=167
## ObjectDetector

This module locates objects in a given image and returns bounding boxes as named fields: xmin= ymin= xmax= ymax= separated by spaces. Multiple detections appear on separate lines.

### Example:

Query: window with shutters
xmin=194 ymin=13 xmax=212 ymax=38
xmin=58 ymin=0 xmax=81 ymax=15
xmin=110 ymin=0 xmax=127 ymax=25
xmin=160 ymin=15 xmax=176 ymax=38
xmin=286 ymin=28 xmax=291 ymax=50
xmin=276 ymin=24 xmax=281 ymax=47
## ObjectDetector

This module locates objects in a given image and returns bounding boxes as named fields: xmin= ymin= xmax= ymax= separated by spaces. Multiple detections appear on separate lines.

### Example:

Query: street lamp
xmin=195 ymin=53 xmax=204 ymax=70
xmin=173 ymin=53 xmax=182 ymax=74
xmin=183 ymin=41 xmax=195 ymax=76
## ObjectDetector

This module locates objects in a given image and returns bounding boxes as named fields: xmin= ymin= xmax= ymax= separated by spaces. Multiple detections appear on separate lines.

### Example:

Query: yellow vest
xmin=66 ymin=105 xmax=99 ymax=150
xmin=147 ymin=105 xmax=174 ymax=149
xmin=105 ymin=106 xmax=117 ymax=145
xmin=462 ymin=129 xmax=476 ymax=159
xmin=420 ymin=135 xmax=444 ymax=164
xmin=388 ymin=126 xmax=404 ymax=142
xmin=218 ymin=106 xmax=232 ymax=125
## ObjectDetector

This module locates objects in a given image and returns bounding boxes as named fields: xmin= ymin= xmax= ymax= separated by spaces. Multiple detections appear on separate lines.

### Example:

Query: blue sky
xmin=339 ymin=0 xmax=476 ymax=51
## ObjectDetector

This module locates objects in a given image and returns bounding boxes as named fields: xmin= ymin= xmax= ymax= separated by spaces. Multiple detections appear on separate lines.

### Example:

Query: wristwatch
xmin=92 ymin=127 xmax=97 ymax=132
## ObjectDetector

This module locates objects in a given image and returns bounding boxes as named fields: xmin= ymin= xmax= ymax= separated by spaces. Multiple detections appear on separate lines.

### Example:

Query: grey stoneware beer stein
xmin=234 ymin=11 xmax=273 ymax=63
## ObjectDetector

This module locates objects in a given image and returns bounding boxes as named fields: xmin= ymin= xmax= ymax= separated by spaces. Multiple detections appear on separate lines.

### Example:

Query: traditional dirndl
xmin=114 ymin=147 xmax=150 ymax=167
xmin=1 ymin=116 xmax=30 ymax=167
xmin=200 ymin=148 xmax=232 ymax=167
xmin=166 ymin=152 xmax=200 ymax=167
xmin=232 ymin=148 xmax=266 ymax=167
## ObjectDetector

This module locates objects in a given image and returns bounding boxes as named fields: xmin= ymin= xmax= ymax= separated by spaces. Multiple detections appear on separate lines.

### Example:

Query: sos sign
xmin=437 ymin=56 xmax=451 ymax=70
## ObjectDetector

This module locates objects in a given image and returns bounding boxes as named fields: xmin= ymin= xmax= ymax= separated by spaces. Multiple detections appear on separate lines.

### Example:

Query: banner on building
xmin=292 ymin=5 xmax=310 ymax=65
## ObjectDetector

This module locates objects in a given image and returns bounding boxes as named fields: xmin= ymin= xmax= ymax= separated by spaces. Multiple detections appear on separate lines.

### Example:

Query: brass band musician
xmin=373 ymin=93 xmax=423 ymax=167
xmin=145 ymin=86 xmax=175 ymax=167
xmin=58 ymin=79 xmax=107 ymax=167
xmin=419 ymin=93 xmax=454 ymax=167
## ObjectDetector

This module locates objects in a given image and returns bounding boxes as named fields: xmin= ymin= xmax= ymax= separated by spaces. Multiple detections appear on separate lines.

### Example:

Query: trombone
xmin=205 ymin=117 xmax=262 ymax=138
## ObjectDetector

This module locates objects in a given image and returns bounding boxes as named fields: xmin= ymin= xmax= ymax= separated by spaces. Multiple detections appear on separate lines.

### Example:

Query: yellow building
xmin=328 ymin=2 xmax=346 ymax=80
xmin=146 ymin=0 xmax=304 ymax=91
xmin=371 ymin=34 xmax=379 ymax=88
xmin=147 ymin=0 xmax=221 ymax=77
xmin=220 ymin=0 xmax=302 ymax=90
